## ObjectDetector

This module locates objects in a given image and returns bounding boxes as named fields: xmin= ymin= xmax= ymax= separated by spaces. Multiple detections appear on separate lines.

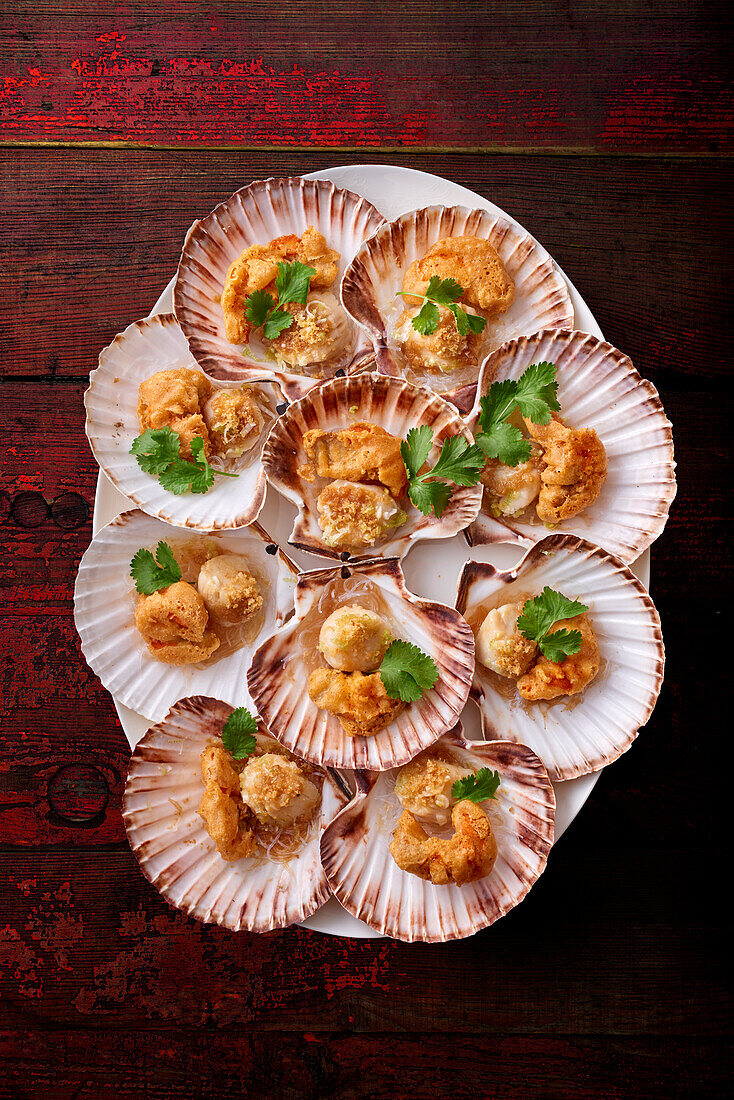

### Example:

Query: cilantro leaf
xmin=538 ymin=628 xmax=583 ymax=663
xmin=476 ymin=420 xmax=532 ymax=467
xmin=411 ymin=300 xmax=440 ymax=335
xmin=130 ymin=427 xmax=181 ymax=474
xmin=477 ymin=380 xmax=519 ymax=436
xmin=245 ymin=289 xmax=277 ymax=329
xmin=401 ymin=425 xmax=434 ymax=479
xmin=514 ymin=361 xmax=560 ymax=424
xmin=380 ymin=640 xmax=438 ymax=703
xmin=221 ymin=707 xmax=258 ymax=759
xmin=452 ymin=768 xmax=501 ymax=803
xmin=429 ymin=434 xmax=486 ymax=486
xmin=424 ymin=276 xmax=464 ymax=306
xmin=130 ymin=540 xmax=182 ymax=595
xmin=275 ymin=260 xmax=316 ymax=306
xmin=409 ymin=477 xmax=453 ymax=518
xmin=448 ymin=303 xmax=487 ymax=336
xmin=262 ymin=308 xmax=295 ymax=341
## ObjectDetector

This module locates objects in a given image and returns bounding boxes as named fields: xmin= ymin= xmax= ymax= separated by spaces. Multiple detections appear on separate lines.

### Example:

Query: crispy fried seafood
xmin=308 ymin=668 xmax=405 ymax=737
xmin=390 ymin=800 xmax=498 ymax=885
xmin=318 ymin=605 xmax=393 ymax=672
xmin=401 ymin=236 xmax=515 ymax=315
xmin=197 ymin=554 xmax=263 ymax=625
xmin=302 ymin=422 xmax=408 ymax=499
xmin=137 ymin=368 xmax=213 ymax=460
xmin=517 ymin=614 xmax=600 ymax=701
xmin=203 ymin=386 xmax=264 ymax=458
xmin=198 ymin=744 xmax=256 ymax=861
xmin=476 ymin=602 xmax=538 ymax=678
xmin=525 ymin=416 xmax=607 ymax=523
xmin=240 ymin=753 xmax=321 ymax=828
xmin=394 ymin=753 xmax=472 ymax=827
xmin=221 ymin=226 xmax=340 ymax=345
xmin=134 ymin=581 xmax=220 ymax=665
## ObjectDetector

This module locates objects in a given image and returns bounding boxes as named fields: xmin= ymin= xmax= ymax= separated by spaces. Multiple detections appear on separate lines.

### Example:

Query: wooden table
xmin=1 ymin=4 xmax=730 ymax=1096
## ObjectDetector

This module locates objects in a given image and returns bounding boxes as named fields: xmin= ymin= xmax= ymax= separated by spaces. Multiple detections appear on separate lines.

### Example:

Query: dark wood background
xmin=1 ymin=3 xmax=730 ymax=1097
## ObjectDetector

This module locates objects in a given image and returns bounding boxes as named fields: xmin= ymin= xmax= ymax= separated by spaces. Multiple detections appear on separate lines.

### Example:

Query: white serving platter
xmin=93 ymin=164 xmax=649 ymax=939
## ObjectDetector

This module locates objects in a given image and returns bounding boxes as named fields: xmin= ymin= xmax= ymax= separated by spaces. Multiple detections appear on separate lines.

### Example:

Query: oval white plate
xmin=93 ymin=164 xmax=649 ymax=939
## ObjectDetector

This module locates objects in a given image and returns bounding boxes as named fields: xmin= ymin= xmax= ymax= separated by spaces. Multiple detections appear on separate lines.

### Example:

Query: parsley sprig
xmin=221 ymin=707 xmax=258 ymax=759
xmin=452 ymin=768 xmax=501 ymax=803
xmin=244 ymin=260 xmax=316 ymax=341
xmin=517 ymin=587 xmax=589 ymax=663
xmin=130 ymin=426 xmax=238 ymax=496
xmin=398 ymin=276 xmax=487 ymax=337
xmin=379 ymin=640 xmax=438 ymax=703
xmin=476 ymin=362 xmax=561 ymax=468
xmin=130 ymin=541 xmax=182 ymax=595
xmin=401 ymin=425 xmax=485 ymax=518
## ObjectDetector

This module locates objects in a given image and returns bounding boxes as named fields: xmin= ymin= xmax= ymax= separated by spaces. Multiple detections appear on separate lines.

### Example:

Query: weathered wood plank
xmin=1 ymin=1 xmax=730 ymax=152
xmin=0 ymin=148 xmax=730 ymax=383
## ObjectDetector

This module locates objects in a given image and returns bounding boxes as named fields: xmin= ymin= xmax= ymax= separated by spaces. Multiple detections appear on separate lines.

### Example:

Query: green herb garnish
xmin=401 ymin=425 xmax=485 ymax=518
xmin=130 ymin=541 xmax=182 ymax=595
xmin=379 ymin=640 xmax=439 ymax=703
xmin=398 ymin=276 xmax=487 ymax=338
xmin=221 ymin=707 xmax=258 ymax=759
xmin=517 ymin=586 xmax=589 ymax=663
xmin=244 ymin=260 xmax=316 ymax=341
xmin=476 ymin=362 xmax=561 ymax=468
xmin=452 ymin=768 xmax=501 ymax=803
xmin=130 ymin=426 xmax=238 ymax=496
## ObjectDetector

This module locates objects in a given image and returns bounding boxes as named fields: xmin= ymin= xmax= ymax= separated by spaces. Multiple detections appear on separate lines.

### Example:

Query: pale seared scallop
xmin=203 ymin=386 xmax=265 ymax=458
xmin=476 ymin=601 xmax=537 ymax=678
xmin=197 ymin=554 xmax=263 ymax=625
xmin=318 ymin=604 xmax=393 ymax=673
xmin=394 ymin=303 xmax=485 ymax=375
xmin=481 ymin=457 xmax=541 ymax=518
xmin=265 ymin=291 xmax=353 ymax=370
xmin=394 ymin=753 xmax=473 ymax=827
xmin=317 ymin=480 xmax=407 ymax=551
xmin=239 ymin=753 xmax=321 ymax=828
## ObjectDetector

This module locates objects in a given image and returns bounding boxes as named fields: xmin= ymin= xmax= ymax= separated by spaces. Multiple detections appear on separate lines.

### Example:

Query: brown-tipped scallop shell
xmin=457 ymin=535 xmax=665 ymax=782
xmin=173 ymin=177 xmax=385 ymax=401
xmin=261 ymin=372 xmax=483 ymax=561
xmin=341 ymin=205 xmax=574 ymax=410
xmin=123 ymin=696 xmax=348 ymax=931
xmin=321 ymin=728 xmax=555 ymax=942
xmin=73 ymin=509 xmax=296 ymax=722
xmin=247 ymin=558 xmax=475 ymax=771
xmin=85 ymin=313 xmax=281 ymax=531
xmin=466 ymin=329 xmax=677 ymax=563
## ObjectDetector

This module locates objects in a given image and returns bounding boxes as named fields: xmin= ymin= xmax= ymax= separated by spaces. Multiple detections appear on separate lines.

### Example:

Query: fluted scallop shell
xmin=341 ymin=205 xmax=574 ymax=410
xmin=123 ymin=696 xmax=348 ymax=931
xmin=456 ymin=535 xmax=664 ymax=782
xmin=74 ymin=509 xmax=296 ymax=722
xmin=173 ymin=177 xmax=386 ymax=400
xmin=262 ymin=372 xmax=483 ymax=561
xmin=247 ymin=558 xmax=475 ymax=771
xmin=321 ymin=728 xmax=555 ymax=942
xmin=466 ymin=329 xmax=677 ymax=563
xmin=84 ymin=313 xmax=281 ymax=531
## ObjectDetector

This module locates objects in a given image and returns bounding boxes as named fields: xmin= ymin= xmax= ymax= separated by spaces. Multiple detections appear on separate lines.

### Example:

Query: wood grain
xmin=1 ymin=2 xmax=730 ymax=152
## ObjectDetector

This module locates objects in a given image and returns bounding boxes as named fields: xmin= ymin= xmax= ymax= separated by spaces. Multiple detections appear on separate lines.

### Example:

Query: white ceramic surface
xmin=93 ymin=164 xmax=651 ymax=939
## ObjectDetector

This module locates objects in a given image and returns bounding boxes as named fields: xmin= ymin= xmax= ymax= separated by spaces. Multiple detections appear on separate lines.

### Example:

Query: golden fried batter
xmin=203 ymin=386 xmax=264 ymax=458
xmin=134 ymin=581 xmax=220 ymax=665
xmin=137 ymin=368 xmax=213 ymax=460
xmin=401 ymin=236 xmax=515 ymax=315
xmin=308 ymin=667 xmax=405 ymax=736
xmin=316 ymin=480 xmax=407 ymax=551
xmin=389 ymin=800 xmax=498 ymax=885
xmin=198 ymin=744 xmax=256 ymax=861
xmin=525 ymin=415 xmax=607 ymax=523
xmin=302 ymin=422 xmax=408 ymax=499
xmin=517 ymin=614 xmax=600 ymax=701
xmin=221 ymin=226 xmax=340 ymax=345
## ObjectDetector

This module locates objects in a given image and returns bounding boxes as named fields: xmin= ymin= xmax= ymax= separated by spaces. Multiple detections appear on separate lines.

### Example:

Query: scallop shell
xmin=262 ymin=372 xmax=483 ymax=561
xmin=456 ymin=535 xmax=665 ymax=782
xmin=321 ymin=728 xmax=555 ymax=942
xmin=173 ymin=177 xmax=386 ymax=401
xmin=74 ymin=509 xmax=296 ymax=722
xmin=85 ymin=313 xmax=282 ymax=531
xmin=466 ymin=329 xmax=677 ymax=563
xmin=341 ymin=205 xmax=574 ymax=411
xmin=247 ymin=558 xmax=475 ymax=771
xmin=123 ymin=696 xmax=348 ymax=931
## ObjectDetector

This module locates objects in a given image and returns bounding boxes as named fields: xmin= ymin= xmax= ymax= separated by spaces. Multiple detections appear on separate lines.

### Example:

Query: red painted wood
xmin=0 ymin=2 xmax=731 ymax=151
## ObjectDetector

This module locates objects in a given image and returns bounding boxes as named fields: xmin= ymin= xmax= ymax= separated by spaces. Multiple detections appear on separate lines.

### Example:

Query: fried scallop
xmin=239 ymin=753 xmax=321 ymax=829
xmin=401 ymin=235 xmax=515 ymax=315
xmin=221 ymin=226 xmax=340 ymax=345
xmin=307 ymin=667 xmax=405 ymax=737
xmin=318 ymin=605 xmax=393 ymax=673
xmin=137 ymin=368 xmax=213 ymax=460
xmin=389 ymin=800 xmax=498 ymax=885
xmin=302 ymin=422 xmax=408 ymax=500
xmin=134 ymin=581 xmax=220 ymax=665
xmin=525 ymin=415 xmax=607 ymax=523
xmin=476 ymin=602 xmax=538 ymax=678
xmin=517 ymin=614 xmax=600 ymax=701
xmin=198 ymin=743 xmax=256 ymax=861
xmin=196 ymin=554 xmax=263 ymax=625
